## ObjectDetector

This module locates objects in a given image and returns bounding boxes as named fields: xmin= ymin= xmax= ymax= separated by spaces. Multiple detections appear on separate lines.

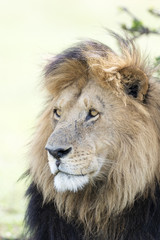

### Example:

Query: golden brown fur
xmin=28 ymin=34 xmax=160 ymax=237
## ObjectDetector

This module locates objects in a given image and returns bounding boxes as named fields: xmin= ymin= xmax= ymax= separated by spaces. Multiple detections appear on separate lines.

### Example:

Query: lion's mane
xmin=25 ymin=33 xmax=160 ymax=240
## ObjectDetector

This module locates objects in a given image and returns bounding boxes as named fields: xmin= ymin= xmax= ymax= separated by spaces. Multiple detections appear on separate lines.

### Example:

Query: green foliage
xmin=119 ymin=7 xmax=160 ymax=38
xmin=131 ymin=19 xmax=143 ymax=31
xmin=156 ymin=56 xmax=160 ymax=63
xmin=155 ymin=57 xmax=160 ymax=76
xmin=119 ymin=7 xmax=160 ymax=76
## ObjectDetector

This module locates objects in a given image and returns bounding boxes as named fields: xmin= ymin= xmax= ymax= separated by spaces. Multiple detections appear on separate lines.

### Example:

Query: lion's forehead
xmin=55 ymin=81 xmax=113 ymax=113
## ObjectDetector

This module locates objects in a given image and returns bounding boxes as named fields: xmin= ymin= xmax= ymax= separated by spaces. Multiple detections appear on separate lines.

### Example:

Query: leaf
xmin=131 ymin=20 xmax=144 ymax=31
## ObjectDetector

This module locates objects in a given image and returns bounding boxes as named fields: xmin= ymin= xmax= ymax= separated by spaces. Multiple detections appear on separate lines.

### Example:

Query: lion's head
xmin=29 ymin=34 xmax=160 ymax=235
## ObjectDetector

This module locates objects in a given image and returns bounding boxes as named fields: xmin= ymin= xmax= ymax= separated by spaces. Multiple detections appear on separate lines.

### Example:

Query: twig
xmin=120 ymin=7 xmax=139 ymax=22
xmin=149 ymin=9 xmax=160 ymax=17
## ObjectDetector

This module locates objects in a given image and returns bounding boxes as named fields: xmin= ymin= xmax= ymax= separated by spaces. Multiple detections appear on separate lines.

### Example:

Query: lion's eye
xmin=89 ymin=109 xmax=99 ymax=117
xmin=53 ymin=109 xmax=61 ymax=119
xmin=86 ymin=109 xmax=99 ymax=121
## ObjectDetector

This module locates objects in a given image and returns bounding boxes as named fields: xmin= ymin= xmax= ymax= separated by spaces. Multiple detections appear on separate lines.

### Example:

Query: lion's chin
xmin=54 ymin=172 xmax=89 ymax=192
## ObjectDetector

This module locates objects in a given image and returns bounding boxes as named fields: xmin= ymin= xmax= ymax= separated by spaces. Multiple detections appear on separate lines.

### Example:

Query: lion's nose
xmin=46 ymin=147 xmax=72 ymax=159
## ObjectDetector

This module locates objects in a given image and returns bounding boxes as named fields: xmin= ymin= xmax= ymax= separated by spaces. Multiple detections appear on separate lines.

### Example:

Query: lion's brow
xmin=96 ymin=95 xmax=105 ymax=108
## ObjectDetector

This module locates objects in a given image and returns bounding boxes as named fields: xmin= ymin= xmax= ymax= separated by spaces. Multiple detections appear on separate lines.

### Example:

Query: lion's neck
xmin=53 ymin=179 xmax=157 ymax=236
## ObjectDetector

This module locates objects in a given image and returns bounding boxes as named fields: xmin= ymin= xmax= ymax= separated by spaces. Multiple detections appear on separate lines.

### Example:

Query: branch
xmin=121 ymin=24 xmax=160 ymax=39
xmin=120 ymin=7 xmax=160 ymax=39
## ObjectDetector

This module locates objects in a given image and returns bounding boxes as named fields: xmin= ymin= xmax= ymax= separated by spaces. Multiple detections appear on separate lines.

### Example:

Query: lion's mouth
xmin=56 ymin=170 xmax=87 ymax=177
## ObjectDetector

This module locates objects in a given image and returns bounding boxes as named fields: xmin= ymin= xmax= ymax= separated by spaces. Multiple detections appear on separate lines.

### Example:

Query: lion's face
xmin=46 ymin=81 xmax=110 ymax=192
xmin=45 ymin=79 xmax=145 ymax=193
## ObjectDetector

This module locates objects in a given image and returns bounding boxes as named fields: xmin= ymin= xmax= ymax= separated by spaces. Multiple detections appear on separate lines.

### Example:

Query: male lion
xmin=25 ymin=33 xmax=160 ymax=240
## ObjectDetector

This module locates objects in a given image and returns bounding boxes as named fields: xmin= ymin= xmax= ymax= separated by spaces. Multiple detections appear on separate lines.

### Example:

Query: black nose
xmin=46 ymin=147 xmax=72 ymax=159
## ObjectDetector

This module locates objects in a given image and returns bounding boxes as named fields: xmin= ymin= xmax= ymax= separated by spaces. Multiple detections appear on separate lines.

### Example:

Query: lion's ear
xmin=119 ymin=67 xmax=149 ymax=101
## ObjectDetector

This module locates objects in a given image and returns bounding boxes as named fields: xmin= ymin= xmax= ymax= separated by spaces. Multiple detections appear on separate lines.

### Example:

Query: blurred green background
xmin=0 ymin=0 xmax=159 ymax=238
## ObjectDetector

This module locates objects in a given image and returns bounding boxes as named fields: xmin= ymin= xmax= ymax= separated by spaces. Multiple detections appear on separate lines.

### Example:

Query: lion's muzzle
xmin=45 ymin=145 xmax=72 ymax=167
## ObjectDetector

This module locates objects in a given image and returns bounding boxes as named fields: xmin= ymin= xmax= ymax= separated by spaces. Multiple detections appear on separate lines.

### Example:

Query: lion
xmin=25 ymin=33 xmax=160 ymax=240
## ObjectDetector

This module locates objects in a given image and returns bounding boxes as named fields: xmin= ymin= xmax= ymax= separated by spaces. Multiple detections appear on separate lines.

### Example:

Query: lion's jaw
xmin=47 ymin=151 xmax=99 ymax=192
